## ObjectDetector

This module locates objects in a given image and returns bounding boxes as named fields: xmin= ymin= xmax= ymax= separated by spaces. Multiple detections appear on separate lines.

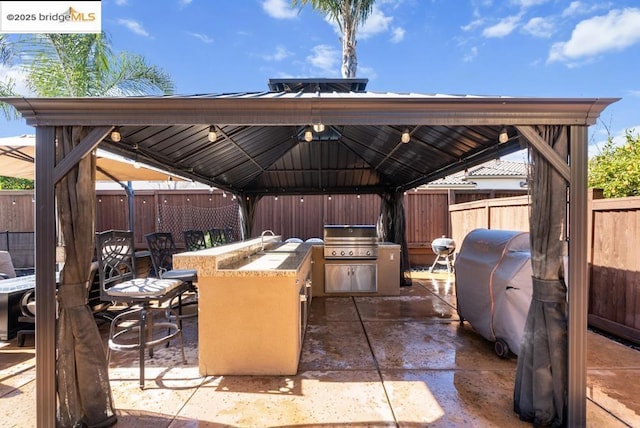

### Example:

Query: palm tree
xmin=0 ymin=35 xmax=19 ymax=119
xmin=291 ymin=0 xmax=375 ymax=78
xmin=22 ymin=33 xmax=174 ymax=96
xmin=16 ymin=33 xmax=175 ymax=427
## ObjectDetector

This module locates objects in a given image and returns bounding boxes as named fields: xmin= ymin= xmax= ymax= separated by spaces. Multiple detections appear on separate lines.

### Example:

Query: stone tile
xmin=381 ymin=369 xmax=529 ymax=427
xmin=171 ymin=370 xmax=395 ymax=427
xmin=0 ymin=377 xmax=36 ymax=428
xmin=308 ymin=296 xmax=359 ymax=324
xmin=0 ymin=347 xmax=35 ymax=394
xmin=587 ymin=369 xmax=640 ymax=426
xmin=364 ymin=321 xmax=517 ymax=370
xmin=299 ymin=321 xmax=377 ymax=370
xmin=587 ymin=330 xmax=640 ymax=369
xmin=355 ymin=294 xmax=458 ymax=322
xmin=587 ymin=400 xmax=634 ymax=428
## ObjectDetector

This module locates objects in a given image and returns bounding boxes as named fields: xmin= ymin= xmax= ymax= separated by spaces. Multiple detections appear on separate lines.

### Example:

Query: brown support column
xmin=35 ymin=126 xmax=57 ymax=427
xmin=568 ymin=125 xmax=588 ymax=426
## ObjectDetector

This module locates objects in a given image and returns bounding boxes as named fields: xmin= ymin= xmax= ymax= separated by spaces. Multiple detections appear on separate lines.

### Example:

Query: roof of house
xmin=425 ymin=160 xmax=529 ymax=188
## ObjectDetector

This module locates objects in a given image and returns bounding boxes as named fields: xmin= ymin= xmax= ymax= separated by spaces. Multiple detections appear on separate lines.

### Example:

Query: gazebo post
xmin=35 ymin=126 xmax=57 ymax=427
xmin=568 ymin=125 xmax=589 ymax=425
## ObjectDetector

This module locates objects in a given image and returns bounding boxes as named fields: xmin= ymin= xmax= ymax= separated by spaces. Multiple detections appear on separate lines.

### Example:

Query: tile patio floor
xmin=1 ymin=271 xmax=639 ymax=427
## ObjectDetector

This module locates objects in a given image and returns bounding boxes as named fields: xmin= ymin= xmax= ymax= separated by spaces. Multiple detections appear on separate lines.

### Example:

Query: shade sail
xmin=0 ymin=135 xmax=184 ymax=181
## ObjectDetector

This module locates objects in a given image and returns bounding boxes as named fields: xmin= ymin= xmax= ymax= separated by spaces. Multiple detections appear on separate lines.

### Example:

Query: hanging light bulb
xmin=208 ymin=126 xmax=217 ymax=142
xmin=274 ymin=195 xmax=278 ymax=201
xmin=300 ymin=196 xmax=304 ymax=203
xmin=401 ymin=129 xmax=410 ymax=143
xmin=110 ymin=128 xmax=121 ymax=142
xmin=499 ymin=127 xmax=509 ymax=144
xmin=304 ymin=126 xmax=313 ymax=142
xmin=313 ymin=123 xmax=325 ymax=133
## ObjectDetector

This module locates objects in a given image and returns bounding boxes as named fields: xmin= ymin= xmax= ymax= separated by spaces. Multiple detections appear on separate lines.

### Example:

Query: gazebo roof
xmin=1 ymin=78 xmax=618 ymax=195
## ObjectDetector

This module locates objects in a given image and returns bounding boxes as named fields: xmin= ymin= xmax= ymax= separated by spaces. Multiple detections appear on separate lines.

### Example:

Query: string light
xmin=110 ymin=128 xmax=121 ymax=142
xmin=401 ymin=129 xmax=410 ymax=143
xmin=208 ymin=126 xmax=217 ymax=142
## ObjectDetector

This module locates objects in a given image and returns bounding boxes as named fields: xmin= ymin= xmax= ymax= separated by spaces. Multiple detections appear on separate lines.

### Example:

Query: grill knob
xmin=340 ymin=250 xmax=345 ymax=256
xmin=366 ymin=250 xmax=371 ymax=256
xmin=349 ymin=250 xmax=354 ymax=256
xmin=331 ymin=250 xmax=337 ymax=256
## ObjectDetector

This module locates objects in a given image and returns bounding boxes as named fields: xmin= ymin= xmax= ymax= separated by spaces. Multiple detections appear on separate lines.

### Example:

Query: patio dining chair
xmin=222 ymin=227 xmax=235 ymax=243
xmin=96 ymin=229 xmax=188 ymax=389
xmin=183 ymin=230 xmax=208 ymax=251
xmin=145 ymin=232 xmax=199 ymax=322
xmin=208 ymin=228 xmax=226 ymax=246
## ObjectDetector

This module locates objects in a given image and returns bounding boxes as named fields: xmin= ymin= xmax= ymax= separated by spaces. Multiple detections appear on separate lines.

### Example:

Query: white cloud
xmin=463 ymin=46 xmax=479 ymax=62
xmin=262 ymin=0 xmax=297 ymax=19
xmin=482 ymin=15 xmax=521 ymax=38
xmin=462 ymin=18 xmax=485 ymax=32
xmin=511 ymin=0 xmax=549 ymax=8
xmin=306 ymin=44 xmax=339 ymax=75
xmin=262 ymin=45 xmax=293 ymax=61
xmin=562 ymin=1 xmax=613 ymax=18
xmin=359 ymin=6 xmax=393 ymax=39
xmin=114 ymin=0 xmax=127 ymax=5
xmin=390 ymin=27 xmax=405 ymax=44
xmin=562 ymin=1 xmax=584 ymax=17
xmin=0 ymin=64 xmax=32 ymax=96
xmin=522 ymin=16 xmax=554 ymax=38
xmin=548 ymin=8 xmax=640 ymax=64
xmin=629 ymin=90 xmax=640 ymax=97
xmin=179 ymin=0 xmax=192 ymax=5
xmin=187 ymin=32 xmax=214 ymax=44
xmin=117 ymin=19 xmax=150 ymax=37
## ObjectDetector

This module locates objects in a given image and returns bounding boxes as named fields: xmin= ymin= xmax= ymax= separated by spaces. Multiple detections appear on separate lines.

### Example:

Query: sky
xmin=2 ymin=0 xmax=640 ymax=160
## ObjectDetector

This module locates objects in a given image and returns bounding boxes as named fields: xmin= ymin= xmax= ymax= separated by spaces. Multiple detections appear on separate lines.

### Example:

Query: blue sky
xmin=2 ymin=0 xmax=640 ymax=159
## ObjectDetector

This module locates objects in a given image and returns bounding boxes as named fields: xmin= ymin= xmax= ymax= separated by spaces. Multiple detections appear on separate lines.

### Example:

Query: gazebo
xmin=1 ymin=78 xmax=619 ymax=427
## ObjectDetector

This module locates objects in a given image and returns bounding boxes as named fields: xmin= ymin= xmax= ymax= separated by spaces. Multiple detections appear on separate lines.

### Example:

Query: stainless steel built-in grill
xmin=323 ymin=225 xmax=379 ymax=260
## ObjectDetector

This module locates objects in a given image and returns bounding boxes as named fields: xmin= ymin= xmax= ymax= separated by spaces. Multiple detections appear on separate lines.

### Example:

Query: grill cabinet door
xmin=325 ymin=262 xmax=377 ymax=293
xmin=351 ymin=263 xmax=377 ymax=292
xmin=325 ymin=264 xmax=351 ymax=293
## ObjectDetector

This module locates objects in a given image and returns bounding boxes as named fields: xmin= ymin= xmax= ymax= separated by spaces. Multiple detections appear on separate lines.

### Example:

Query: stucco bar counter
xmin=173 ymin=236 xmax=312 ymax=376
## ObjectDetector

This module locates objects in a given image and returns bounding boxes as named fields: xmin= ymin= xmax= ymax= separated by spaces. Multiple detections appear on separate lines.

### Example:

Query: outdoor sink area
xmin=173 ymin=236 xmax=313 ymax=376
xmin=218 ymin=242 xmax=311 ymax=271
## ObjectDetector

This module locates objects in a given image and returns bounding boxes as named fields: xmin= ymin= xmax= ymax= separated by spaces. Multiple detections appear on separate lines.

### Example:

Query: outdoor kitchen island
xmin=173 ymin=235 xmax=312 ymax=376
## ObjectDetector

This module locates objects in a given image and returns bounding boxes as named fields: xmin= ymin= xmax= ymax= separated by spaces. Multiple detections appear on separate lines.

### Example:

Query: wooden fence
xmin=2 ymin=187 xmax=638 ymax=343
xmin=0 ymin=188 xmax=526 ymax=259
xmin=449 ymin=195 xmax=530 ymax=251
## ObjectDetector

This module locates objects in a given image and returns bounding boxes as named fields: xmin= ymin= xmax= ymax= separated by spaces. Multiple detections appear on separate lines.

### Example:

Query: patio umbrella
xmin=514 ymin=125 xmax=568 ymax=426
xmin=55 ymin=126 xmax=116 ymax=426
xmin=0 ymin=134 xmax=184 ymax=182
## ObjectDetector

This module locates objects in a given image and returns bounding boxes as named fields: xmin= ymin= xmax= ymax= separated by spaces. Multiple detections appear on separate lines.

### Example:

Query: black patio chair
xmin=222 ymin=227 xmax=235 ymax=243
xmin=145 ymin=232 xmax=198 ymax=322
xmin=208 ymin=228 xmax=226 ymax=246
xmin=96 ymin=229 xmax=188 ymax=389
xmin=183 ymin=229 xmax=208 ymax=251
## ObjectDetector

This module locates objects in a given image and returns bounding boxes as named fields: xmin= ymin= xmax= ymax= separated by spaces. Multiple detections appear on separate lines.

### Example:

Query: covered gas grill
xmin=323 ymin=225 xmax=378 ymax=293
